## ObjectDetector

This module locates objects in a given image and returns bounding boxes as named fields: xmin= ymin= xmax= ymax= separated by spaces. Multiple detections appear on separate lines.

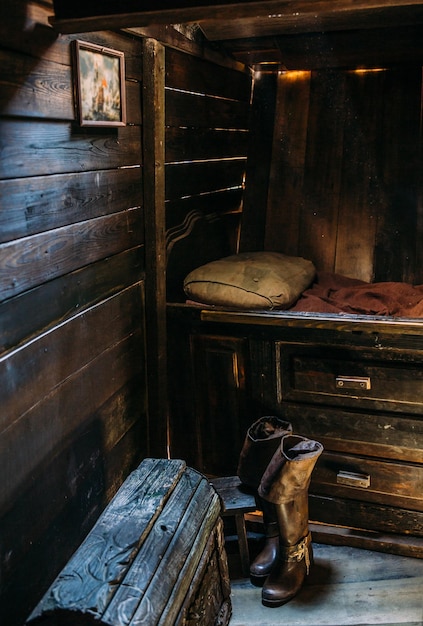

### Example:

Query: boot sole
xmin=250 ymin=574 xmax=268 ymax=587
xmin=261 ymin=595 xmax=293 ymax=608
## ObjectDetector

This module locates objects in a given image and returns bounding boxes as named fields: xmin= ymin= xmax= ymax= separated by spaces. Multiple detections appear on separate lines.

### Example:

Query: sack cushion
xmin=183 ymin=251 xmax=316 ymax=310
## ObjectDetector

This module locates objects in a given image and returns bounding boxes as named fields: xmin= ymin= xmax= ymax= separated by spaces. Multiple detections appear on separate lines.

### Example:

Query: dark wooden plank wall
xmin=164 ymin=48 xmax=253 ymax=301
xmin=263 ymin=66 xmax=423 ymax=284
xmin=0 ymin=2 xmax=148 ymax=624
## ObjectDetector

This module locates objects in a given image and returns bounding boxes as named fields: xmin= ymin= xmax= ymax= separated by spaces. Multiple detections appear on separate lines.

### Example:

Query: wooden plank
xmin=0 ymin=247 xmax=144 ymax=354
xmin=166 ymin=159 xmax=246 ymax=202
xmin=313 ymin=452 xmax=423 ymax=511
xmin=273 ymin=24 xmax=423 ymax=69
xmin=374 ymin=66 xmax=422 ymax=283
xmin=309 ymin=493 xmax=423 ymax=537
xmin=128 ymin=24 xmax=248 ymax=74
xmin=198 ymin=308 xmax=423 ymax=335
xmin=166 ymin=88 xmax=250 ymax=129
xmin=309 ymin=522 xmax=423 ymax=558
xmin=190 ymin=333 xmax=252 ymax=476
xmin=239 ymin=71 xmax=278 ymax=252
xmin=173 ymin=518 xmax=231 ymax=626
xmin=283 ymin=403 xmax=423 ymax=464
xmin=27 ymin=458 xmax=187 ymax=622
xmin=49 ymin=0 xmax=423 ymax=33
xmin=264 ymin=71 xmax=311 ymax=255
xmin=0 ymin=378 xmax=145 ymax=589
xmin=0 ymin=285 xmax=144 ymax=437
xmin=166 ymin=47 xmax=252 ymax=102
xmin=166 ymin=127 xmax=249 ymax=162
xmin=142 ymin=38 xmax=168 ymax=458
xmin=0 ymin=49 xmax=141 ymax=122
xmin=334 ymin=70 xmax=386 ymax=281
xmin=0 ymin=167 xmax=142 ymax=244
xmin=300 ymin=70 xmax=346 ymax=271
xmin=102 ymin=468 xmax=207 ymax=623
xmin=0 ymin=413 xmax=147 ymax=626
xmin=0 ymin=328 xmax=145 ymax=515
xmin=199 ymin=2 xmax=423 ymax=39
xmin=0 ymin=1 xmax=143 ymax=79
xmin=166 ymin=189 xmax=243 ymax=230
xmin=0 ymin=121 xmax=141 ymax=178
xmin=0 ymin=207 xmax=144 ymax=300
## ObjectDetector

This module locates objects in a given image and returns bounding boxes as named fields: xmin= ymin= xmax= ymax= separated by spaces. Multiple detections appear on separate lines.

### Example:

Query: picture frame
xmin=73 ymin=40 xmax=126 ymax=127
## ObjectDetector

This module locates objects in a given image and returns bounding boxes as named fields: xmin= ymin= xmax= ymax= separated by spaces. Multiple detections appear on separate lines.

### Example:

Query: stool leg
xmin=235 ymin=513 xmax=250 ymax=577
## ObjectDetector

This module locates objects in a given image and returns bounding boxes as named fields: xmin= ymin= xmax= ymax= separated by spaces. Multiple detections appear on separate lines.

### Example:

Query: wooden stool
xmin=210 ymin=475 xmax=257 ymax=577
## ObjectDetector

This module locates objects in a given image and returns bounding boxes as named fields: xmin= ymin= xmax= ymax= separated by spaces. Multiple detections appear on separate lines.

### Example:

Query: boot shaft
xmin=258 ymin=434 xmax=323 ymax=504
xmin=237 ymin=416 xmax=292 ymax=490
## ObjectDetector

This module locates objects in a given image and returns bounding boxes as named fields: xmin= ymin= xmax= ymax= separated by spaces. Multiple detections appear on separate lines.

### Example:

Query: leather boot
xmin=258 ymin=434 xmax=323 ymax=607
xmin=249 ymin=497 xmax=279 ymax=586
xmin=237 ymin=416 xmax=292 ymax=584
xmin=237 ymin=416 xmax=292 ymax=491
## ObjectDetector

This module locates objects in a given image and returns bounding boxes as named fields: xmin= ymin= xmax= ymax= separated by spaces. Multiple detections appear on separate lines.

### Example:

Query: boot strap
xmin=280 ymin=533 xmax=312 ymax=574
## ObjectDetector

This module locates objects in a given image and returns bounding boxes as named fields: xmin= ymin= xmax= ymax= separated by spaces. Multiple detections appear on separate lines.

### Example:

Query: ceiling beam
xmin=50 ymin=0 xmax=423 ymax=34
xmin=200 ymin=4 xmax=423 ymax=40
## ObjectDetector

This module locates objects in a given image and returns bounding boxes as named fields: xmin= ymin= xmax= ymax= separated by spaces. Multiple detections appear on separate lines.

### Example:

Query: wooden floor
xmin=227 ymin=542 xmax=423 ymax=626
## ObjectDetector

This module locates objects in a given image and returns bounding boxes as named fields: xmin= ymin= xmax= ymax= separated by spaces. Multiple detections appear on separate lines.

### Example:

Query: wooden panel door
xmin=190 ymin=333 xmax=252 ymax=476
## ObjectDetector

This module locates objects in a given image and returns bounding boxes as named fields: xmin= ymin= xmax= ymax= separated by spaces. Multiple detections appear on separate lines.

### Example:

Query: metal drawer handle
xmin=337 ymin=470 xmax=370 ymax=488
xmin=336 ymin=376 xmax=371 ymax=390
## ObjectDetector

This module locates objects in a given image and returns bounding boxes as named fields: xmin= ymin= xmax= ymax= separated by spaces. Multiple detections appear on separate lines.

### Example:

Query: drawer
xmin=311 ymin=451 xmax=423 ymax=511
xmin=277 ymin=342 xmax=423 ymax=414
xmin=283 ymin=403 xmax=423 ymax=464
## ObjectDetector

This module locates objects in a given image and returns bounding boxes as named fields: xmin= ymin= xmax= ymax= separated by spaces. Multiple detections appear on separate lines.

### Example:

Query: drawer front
xmin=311 ymin=452 xmax=423 ymax=511
xmin=277 ymin=342 xmax=423 ymax=413
xmin=283 ymin=403 xmax=423 ymax=464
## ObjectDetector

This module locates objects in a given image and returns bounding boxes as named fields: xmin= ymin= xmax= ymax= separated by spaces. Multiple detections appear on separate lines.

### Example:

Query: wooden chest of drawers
xmin=167 ymin=304 xmax=423 ymax=556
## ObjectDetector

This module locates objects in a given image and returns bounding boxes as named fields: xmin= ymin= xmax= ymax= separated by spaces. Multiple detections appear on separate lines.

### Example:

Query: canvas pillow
xmin=183 ymin=251 xmax=316 ymax=310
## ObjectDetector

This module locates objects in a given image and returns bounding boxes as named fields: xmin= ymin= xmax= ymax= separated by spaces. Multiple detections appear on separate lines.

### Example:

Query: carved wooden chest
xmin=26 ymin=458 xmax=231 ymax=626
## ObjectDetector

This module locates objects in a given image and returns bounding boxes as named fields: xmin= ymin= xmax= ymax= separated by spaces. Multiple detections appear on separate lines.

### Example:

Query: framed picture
xmin=73 ymin=40 xmax=126 ymax=127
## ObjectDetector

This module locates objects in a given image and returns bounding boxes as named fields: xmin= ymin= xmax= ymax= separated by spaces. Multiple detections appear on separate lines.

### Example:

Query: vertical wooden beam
xmin=143 ymin=38 xmax=168 ymax=457
xmin=239 ymin=70 xmax=278 ymax=252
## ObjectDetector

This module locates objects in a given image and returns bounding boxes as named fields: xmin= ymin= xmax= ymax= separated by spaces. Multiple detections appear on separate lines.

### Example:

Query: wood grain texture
xmin=264 ymin=71 xmax=310 ymax=255
xmin=0 ymin=285 xmax=144 ymax=434
xmin=0 ymin=121 xmax=142 ymax=178
xmin=0 ymin=207 xmax=144 ymax=300
xmin=166 ymin=127 xmax=249 ymax=162
xmin=166 ymin=159 xmax=246 ymax=201
xmin=27 ymin=459 xmax=230 ymax=626
xmin=166 ymin=46 xmax=252 ymax=102
xmin=262 ymin=66 xmax=423 ymax=283
xmin=0 ymin=167 xmax=142 ymax=244
xmin=166 ymin=88 xmax=250 ymax=129
xmin=230 ymin=542 xmax=423 ymax=625
xmin=0 ymin=11 xmax=147 ymax=623
xmin=240 ymin=71 xmax=278 ymax=252
xmin=0 ymin=247 xmax=144 ymax=354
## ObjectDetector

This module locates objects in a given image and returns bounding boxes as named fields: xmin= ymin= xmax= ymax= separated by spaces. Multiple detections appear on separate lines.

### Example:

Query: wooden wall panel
xmin=0 ymin=248 xmax=143 ymax=352
xmin=264 ymin=71 xmax=310 ymax=255
xmin=259 ymin=66 xmax=423 ymax=285
xmin=166 ymin=47 xmax=251 ymax=100
xmin=0 ymin=168 xmax=142 ymax=244
xmin=164 ymin=47 xmax=252 ymax=302
xmin=0 ymin=2 xmax=147 ymax=623
xmin=334 ymin=70 xmax=386 ymax=280
xmin=0 ymin=208 xmax=144 ymax=300
xmin=374 ymin=66 xmax=422 ymax=283
xmin=0 ymin=122 xmax=142 ymax=178
xmin=300 ymin=70 xmax=346 ymax=272
xmin=166 ymin=88 xmax=250 ymax=129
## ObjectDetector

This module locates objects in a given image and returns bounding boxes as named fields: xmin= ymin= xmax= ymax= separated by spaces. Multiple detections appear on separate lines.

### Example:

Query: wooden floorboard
xmin=228 ymin=543 xmax=423 ymax=626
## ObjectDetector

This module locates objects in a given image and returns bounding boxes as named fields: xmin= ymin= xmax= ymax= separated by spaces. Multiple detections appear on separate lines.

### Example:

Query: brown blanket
xmin=291 ymin=272 xmax=423 ymax=317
